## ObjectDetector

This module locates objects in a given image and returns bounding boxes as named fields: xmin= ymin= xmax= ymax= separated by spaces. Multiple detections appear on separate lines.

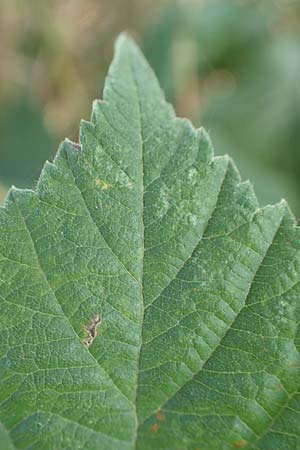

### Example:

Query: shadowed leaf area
xmin=0 ymin=35 xmax=300 ymax=450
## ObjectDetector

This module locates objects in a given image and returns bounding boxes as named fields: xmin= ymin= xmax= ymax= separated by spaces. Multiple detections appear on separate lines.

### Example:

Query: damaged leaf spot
xmin=233 ymin=439 xmax=248 ymax=448
xmin=290 ymin=361 xmax=300 ymax=368
xmin=151 ymin=423 xmax=160 ymax=433
xmin=156 ymin=410 xmax=165 ymax=421
xmin=71 ymin=142 xmax=82 ymax=150
xmin=83 ymin=314 xmax=102 ymax=347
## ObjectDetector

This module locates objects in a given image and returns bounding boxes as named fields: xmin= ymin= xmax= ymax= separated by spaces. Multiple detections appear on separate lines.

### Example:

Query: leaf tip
xmin=114 ymin=31 xmax=144 ymax=61
xmin=115 ymin=31 xmax=137 ymax=49
xmin=7 ymin=184 xmax=20 ymax=200
xmin=279 ymin=198 xmax=288 ymax=208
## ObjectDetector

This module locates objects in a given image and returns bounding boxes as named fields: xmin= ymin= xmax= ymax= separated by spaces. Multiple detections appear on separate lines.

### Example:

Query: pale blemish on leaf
xmin=188 ymin=213 xmax=198 ymax=226
xmin=188 ymin=167 xmax=198 ymax=184
xmin=95 ymin=178 xmax=111 ymax=189
xmin=157 ymin=183 xmax=170 ymax=218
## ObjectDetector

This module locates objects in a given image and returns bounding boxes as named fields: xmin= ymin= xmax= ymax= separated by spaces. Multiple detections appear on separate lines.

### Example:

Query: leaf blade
xmin=0 ymin=34 xmax=300 ymax=450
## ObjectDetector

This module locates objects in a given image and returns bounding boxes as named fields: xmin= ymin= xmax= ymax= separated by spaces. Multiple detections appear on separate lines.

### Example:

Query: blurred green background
xmin=0 ymin=0 xmax=299 ymax=214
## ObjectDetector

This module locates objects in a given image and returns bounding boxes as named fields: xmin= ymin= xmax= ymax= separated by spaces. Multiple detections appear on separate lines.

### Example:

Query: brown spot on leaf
xmin=83 ymin=314 xmax=102 ymax=347
xmin=156 ymin=410 xmax=165 ymax=421
xmin=233 ymin=439 xmax=248 ymax=448
xmin=71 ymin=142 xmax=81 ymax=150
xmin=290 ymin=362 xmax=300 ymax=368
xmin=151 ymin=423 xmax=160 ymax=433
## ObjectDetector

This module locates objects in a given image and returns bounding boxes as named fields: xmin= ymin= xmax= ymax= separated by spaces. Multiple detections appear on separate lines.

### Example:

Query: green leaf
xmin=1 ymin=34 xmax=300 ymax=450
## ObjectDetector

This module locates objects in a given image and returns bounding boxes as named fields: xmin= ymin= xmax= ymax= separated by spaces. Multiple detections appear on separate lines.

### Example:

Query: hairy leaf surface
xmin=1 ymin=35 xmax=300 ymax=450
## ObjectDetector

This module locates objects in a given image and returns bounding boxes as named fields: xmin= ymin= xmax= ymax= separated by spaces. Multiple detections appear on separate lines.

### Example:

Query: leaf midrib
xmin=128 ymin=54 xmax=145 ymax=449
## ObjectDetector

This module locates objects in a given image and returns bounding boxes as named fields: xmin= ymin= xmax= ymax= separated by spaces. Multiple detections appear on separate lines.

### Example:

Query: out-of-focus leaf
xmin=190 ymin=1 xmax=268 ymax=73
xmin=143 ymin=3 xmax=181 ymax=101
xmin=0 ymin=96 xmax=54 ymax=188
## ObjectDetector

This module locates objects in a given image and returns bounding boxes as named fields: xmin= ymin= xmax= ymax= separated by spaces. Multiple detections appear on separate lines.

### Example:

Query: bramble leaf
xmin=1 ymin=34 xmax=300 ymax=450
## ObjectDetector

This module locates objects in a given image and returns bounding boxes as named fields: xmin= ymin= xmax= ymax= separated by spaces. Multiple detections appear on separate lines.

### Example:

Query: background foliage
xmin=0 ymin=0 xmax=299 ymax=214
